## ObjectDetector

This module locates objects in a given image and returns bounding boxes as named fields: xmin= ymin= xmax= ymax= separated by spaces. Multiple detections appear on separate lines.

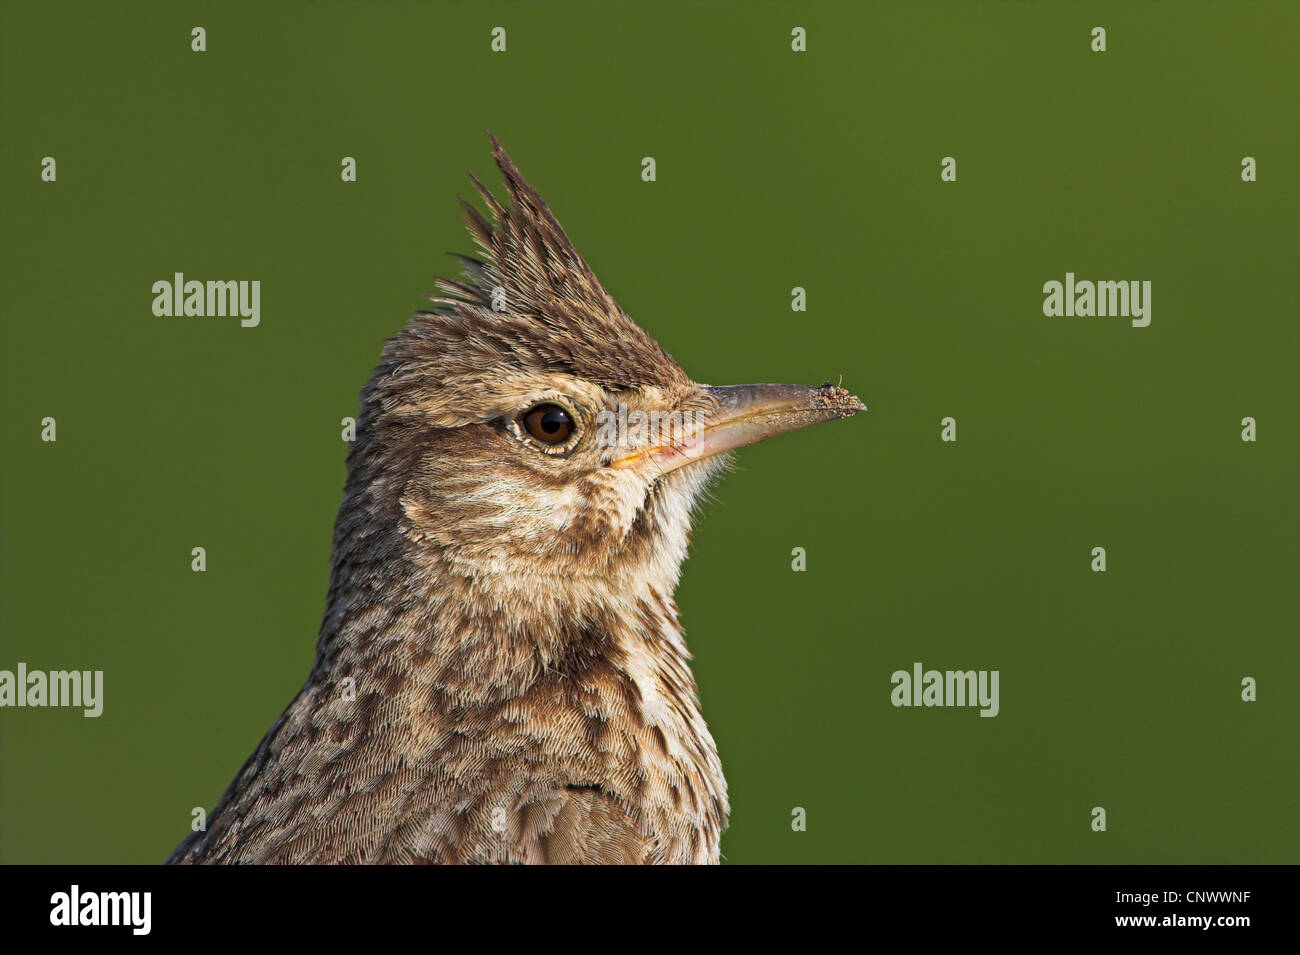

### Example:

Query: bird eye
xmin=520 ymin=403 xmax=575 ymax=446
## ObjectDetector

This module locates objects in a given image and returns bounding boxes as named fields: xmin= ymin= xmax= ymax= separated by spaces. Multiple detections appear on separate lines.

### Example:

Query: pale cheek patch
xmin=457 ymin=477 xmax=584 ymax=538
xmin=527 ymin=482 xmax=585 ymax=534
xmin=577 ymin=469 xmax=650 ymax=542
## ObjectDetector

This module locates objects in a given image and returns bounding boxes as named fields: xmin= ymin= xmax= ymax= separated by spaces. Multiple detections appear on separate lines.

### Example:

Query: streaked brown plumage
xmin=168 ymin=134 xmax=864 ymax=865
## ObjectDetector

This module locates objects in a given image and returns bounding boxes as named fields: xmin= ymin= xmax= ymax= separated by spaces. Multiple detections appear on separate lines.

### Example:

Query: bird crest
xmin=408 ymin=133 xmax=690 ymax=391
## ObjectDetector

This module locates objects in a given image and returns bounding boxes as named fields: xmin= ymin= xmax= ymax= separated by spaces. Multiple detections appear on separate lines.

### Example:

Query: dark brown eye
xmin=521 ymin=403 xmax=575 ymax=446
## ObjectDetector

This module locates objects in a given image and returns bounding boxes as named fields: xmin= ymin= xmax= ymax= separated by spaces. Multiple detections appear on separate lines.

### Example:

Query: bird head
xmin=345 ymin=135 xmax=864 ymax=620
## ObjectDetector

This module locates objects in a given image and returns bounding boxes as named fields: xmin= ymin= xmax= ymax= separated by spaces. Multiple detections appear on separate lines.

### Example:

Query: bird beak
xmin=608 ymin=382 xmax=866 ymax=477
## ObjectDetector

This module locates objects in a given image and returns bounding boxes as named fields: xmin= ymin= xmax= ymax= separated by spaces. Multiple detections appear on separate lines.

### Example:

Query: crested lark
xmin=169 ymin=135 xmax=864 ymax=864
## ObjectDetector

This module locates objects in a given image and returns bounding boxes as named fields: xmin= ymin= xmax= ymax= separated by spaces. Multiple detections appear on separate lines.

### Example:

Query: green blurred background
xmin=2 ymin=1 xmax=1297 ymax=864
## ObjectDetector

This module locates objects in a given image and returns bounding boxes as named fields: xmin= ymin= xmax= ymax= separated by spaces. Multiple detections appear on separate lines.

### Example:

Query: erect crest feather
xmin=398 ymin=132 xmax=689 ymax=391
